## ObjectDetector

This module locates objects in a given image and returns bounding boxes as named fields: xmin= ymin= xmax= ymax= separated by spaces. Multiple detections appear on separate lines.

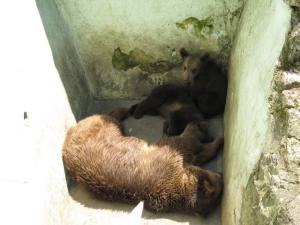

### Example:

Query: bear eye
xmin=183 ymin=66 xmax=187 ymax=71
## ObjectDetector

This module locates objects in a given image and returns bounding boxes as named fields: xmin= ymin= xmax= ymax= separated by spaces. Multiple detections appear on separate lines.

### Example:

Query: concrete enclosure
xmin=3 ymin=0 xmax=297 ymax=225
xmin=35 ymin=0 xmax=244 ymax=120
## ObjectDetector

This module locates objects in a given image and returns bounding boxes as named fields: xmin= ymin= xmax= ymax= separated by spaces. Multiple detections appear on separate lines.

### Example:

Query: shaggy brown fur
xmin=62 ymin=108 xmax=223 ymax=215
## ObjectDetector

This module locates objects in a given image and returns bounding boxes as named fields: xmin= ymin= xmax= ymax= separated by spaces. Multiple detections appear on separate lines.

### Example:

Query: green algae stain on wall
xmin=175 ymin=16 xmax=232 ymax=63
xmin=111 ymin=48 xmax=138 ymax=71
xmin=37 ymin=0 xmax=245 ymax=100
xmin=176 ymin=17 xmax=214 ymax=39
xmin=112 ymin=47 xmax=177 ymax=73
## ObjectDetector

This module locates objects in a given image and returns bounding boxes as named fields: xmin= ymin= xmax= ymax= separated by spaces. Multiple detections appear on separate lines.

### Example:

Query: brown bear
xmin=130 ymin=48 xmax=227 ymax=136
xmin=62 ymin=108 xmax=223 ymax=215
xmin=130 ymin=84 xmax=204 ymax=136
xmin=180 ymin=48 xmax=227 ymax=117
xmin=157 ymin=121 xmax=222 ymax=166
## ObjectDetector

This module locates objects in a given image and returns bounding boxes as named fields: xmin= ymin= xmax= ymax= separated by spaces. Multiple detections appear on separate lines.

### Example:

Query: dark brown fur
xmin=62 ymin=108 xmax=223 ymax=215
xmin=157 ymin=121 xmax=223 ymax=166
xmin=180 ymin=48 xmax=227 ymax=117
xmin=130 ymin=49 xmax=227 ymax=135
xmin=130 ymin=84 xmax=204 ymax=136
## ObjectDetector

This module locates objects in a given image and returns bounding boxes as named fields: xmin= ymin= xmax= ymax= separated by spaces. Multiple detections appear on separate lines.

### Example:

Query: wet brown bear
xmin=130 ymin=48 xmax=227 ymax=135
xmin=62 ymin=108 xmax=223 ymax=215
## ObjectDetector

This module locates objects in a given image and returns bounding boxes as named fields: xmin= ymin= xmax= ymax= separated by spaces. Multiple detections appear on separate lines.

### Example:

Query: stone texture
xmin=287 ymin=108 xmax=300 ymax=139
xmin=285 ymin=0 xmax=300 ymax=7
xmin=281 ymin=12 xmax=300 ymax=71
xmin=232 ymin=4 xmax=300 ymax=224
xmin=282 ymin=87 xmax=300 ymax=108
xmin=285 ymin=137 xmax=300 ymax=169
xmin=285 ymin=194 xmax=300 ymax=225
xmin=222 ymin=1 xmax=292 ymax=225
xmin=274 ymin=71 xmax=300 ymax=91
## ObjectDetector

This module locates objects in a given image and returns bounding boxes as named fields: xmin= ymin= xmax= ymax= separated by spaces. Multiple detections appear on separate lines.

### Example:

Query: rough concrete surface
xmin=237 ymin=6 xmax=300 ymax=225
xmin=222 ymin=0 xmax=292 ymax=225
xmin=223 ymin=1 xmax=300 ymax=225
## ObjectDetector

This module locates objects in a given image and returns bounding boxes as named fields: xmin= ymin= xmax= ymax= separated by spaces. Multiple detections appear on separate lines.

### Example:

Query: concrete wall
xmin=36 ymin=0 xmax=244 ymax=119
xmin=0 ymin=2 xmax=76 ymax=225
xmin=222 ymin=1 xmax=298 ymax=225
xmin=1 ymin=3 xmax=151 ymax=225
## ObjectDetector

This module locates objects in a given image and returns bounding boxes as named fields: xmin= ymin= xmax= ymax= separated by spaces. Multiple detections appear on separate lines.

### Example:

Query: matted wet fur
xmin=62 ymin=108 xmax=223 ymax=216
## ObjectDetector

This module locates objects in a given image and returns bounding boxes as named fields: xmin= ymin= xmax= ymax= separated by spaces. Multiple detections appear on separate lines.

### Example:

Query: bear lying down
xmin=62 ymin=108 xmax=223 ymax=216
xmin=130 ymin=48 xmax=227 ymax=136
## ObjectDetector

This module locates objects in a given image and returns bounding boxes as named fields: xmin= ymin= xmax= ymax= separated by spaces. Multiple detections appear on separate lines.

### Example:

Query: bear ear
xmin=203 ymin=179 xmax=215 ymax=196
xmin=180 ymin=48 xmax=189 ymax=59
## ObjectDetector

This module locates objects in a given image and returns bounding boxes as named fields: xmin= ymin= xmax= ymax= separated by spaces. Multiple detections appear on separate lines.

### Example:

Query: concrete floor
xmin=65 ymin=99 xmax=224 ymax=225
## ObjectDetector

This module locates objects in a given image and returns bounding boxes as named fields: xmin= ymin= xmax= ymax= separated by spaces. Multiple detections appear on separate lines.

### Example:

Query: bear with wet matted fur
xmin=62 ymin=108 xmax=223 ymax=216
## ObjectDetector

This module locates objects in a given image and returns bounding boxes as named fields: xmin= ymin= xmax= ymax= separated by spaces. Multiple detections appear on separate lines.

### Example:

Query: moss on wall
xmin=112 ymin=48 xmax=176 ymax=73
xmin=176 ymin=17 xmax=214 ymax=39
xmin=36 ymin=0 xmax=244 ymax=100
